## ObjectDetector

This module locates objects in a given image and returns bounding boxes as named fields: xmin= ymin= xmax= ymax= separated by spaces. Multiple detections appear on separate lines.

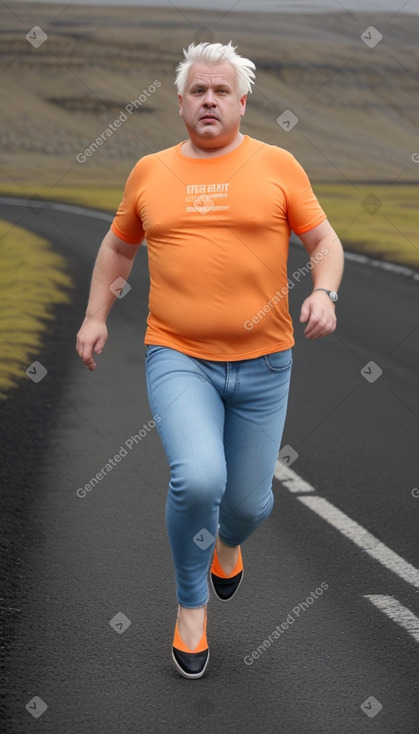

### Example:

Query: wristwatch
xmin=313 ymin=288 xmax=338 ymax=303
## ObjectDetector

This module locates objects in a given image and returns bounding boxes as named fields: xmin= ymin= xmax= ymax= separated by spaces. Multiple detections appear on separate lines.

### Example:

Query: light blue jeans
xmin=145 ymin=345 xmax=292 ymax=608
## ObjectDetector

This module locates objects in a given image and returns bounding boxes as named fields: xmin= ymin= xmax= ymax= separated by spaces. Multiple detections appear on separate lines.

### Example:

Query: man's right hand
xmin=76 ymin=318 xmax=108 ymax=370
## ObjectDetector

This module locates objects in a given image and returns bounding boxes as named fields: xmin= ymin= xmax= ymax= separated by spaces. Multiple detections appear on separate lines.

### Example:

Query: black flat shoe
xmin=172 ymin=610 xmax=209 ymax=679
xmin=210 ymin=546 xmax=243 ymax=602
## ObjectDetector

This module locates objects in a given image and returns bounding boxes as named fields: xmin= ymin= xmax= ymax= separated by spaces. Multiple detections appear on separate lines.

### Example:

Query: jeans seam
xmin=224 ymin=362 xmax=240 ymax=401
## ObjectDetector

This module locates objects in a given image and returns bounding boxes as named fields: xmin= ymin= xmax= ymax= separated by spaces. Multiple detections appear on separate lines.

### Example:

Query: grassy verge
xmin=315 ymin=184 xmax=419 ymax=269
xmin=0 ymin=219 xmax=73 ymax=399
xmin=0 ymin=183 xmax=418 ymax=269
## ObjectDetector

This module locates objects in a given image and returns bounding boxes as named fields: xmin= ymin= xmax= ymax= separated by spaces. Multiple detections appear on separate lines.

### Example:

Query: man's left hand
xmin=299 ymin=291 xmax=337 ymax=340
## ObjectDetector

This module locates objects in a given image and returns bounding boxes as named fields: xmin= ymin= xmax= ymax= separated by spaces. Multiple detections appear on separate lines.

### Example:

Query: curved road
xmin=1 ymin=198 xmax=419 ymax=734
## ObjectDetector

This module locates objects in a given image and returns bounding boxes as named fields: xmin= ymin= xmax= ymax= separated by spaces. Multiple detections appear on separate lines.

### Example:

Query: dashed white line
xmin=275 ymin=461 xmax=419 ymax=589
xmin=4 ymin=195 xmax=419 ymax=648
xmin=274 ymin=462 xmax=315 ymax=493
xmin=365 ymin=595 xmax=419 ymax=643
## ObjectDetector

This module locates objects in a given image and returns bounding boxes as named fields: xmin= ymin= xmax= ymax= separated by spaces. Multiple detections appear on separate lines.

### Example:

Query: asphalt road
xmin=1 ymin=197 xmax=419 ymax=734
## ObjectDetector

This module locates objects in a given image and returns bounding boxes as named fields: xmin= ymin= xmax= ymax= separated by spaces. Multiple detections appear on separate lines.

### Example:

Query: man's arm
xmin=297 ymin=219 xmax=344 ymax=340
xmin=76 ymin=228 xmax=141 ymax=370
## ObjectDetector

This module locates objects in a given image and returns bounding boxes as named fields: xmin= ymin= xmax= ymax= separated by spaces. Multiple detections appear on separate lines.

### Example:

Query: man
xmin=77 ymin=41 xmax=344 ymax=680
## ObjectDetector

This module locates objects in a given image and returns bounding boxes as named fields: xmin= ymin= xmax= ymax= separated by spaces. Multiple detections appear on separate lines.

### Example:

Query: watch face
xmin=329 ymin=291 xmax=338 ymax=302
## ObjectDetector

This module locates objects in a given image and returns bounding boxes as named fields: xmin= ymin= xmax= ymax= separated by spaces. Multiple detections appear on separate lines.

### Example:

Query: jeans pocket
xmin=263 ymin=348 xmax=293 ymax=373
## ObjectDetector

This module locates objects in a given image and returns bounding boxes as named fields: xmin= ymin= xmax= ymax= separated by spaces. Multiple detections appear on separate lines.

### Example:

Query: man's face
xmin=178 ymin=62 xmax=247 ymax=149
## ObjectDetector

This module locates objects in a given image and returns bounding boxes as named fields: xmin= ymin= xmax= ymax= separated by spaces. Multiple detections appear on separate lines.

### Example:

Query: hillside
xmin=1 ymin=3 xmax=418 ymax=189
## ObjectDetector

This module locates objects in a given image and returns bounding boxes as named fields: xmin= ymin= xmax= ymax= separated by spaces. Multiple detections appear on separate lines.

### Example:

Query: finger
xmin=78 ymin=340 xmax=96 ymax=369
xmin=305 ymin=313 xmax=336 ymax=340
xmin=93 ymin=335 xmax=107 ymax=355
xmin=300 ymin=301 xmax=310 ymax=323
xmin=303 ymin=310 xmax=324 ymax=337
xmin=83 ymin=350 xmax=97 ymax=370
xmin=85 ymin=349 xmax=97 ymax=368
xmin=303 ymin=308 xmax=322 ymax=338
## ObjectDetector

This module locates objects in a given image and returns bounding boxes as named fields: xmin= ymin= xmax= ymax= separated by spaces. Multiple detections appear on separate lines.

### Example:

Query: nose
xmin=202 ymin=89 xmax=216 ymax=107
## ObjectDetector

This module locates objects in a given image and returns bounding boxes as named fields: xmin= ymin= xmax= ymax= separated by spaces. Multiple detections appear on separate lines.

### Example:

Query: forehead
xmin=186 ymin=62 xmax=237 ymax=88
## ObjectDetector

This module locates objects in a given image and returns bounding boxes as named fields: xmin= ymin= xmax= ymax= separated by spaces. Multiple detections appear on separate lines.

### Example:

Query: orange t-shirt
xmin=111 ymin=135 xmax=327 ymax=361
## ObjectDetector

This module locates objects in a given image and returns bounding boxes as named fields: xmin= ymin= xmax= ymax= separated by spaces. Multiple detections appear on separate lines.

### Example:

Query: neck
xmin=182 ymin=133 xmax=244 ymax=159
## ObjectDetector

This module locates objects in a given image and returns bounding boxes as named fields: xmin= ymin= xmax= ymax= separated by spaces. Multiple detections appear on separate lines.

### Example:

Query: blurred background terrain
xmin=1 ymin=1 xmax=419 ymax=395
xmin=1 ymin=3 xmax=419 ymax=186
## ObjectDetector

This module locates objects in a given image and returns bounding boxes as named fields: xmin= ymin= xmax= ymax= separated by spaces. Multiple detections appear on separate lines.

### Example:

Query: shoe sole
xmin=210 ymin=569 xmax=244 ymax=602
xmin=172 ymin=648 xmax=210 ymax=679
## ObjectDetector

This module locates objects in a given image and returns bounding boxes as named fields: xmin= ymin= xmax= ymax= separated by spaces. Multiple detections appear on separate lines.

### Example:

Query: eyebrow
xmin=189 ymin=81 xmax=232 ymax=91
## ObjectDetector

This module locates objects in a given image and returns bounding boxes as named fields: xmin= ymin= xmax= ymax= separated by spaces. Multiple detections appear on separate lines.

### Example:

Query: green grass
xmin=1 ymin=183 xmax=418 ymax=268
xmin=0 ymin=219 xmax=73 ymax=399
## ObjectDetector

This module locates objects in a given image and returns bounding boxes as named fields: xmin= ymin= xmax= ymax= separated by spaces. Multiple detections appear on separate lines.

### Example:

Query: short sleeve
xmin=111 ymin=164 xmax=145 ymax=244
xmin=285 ymin=155 xmax=327 ymax=235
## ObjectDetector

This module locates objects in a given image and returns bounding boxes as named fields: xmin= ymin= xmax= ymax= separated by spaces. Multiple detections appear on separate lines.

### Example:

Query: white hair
xmin=175 ymin=41 xmax=256 ymax=97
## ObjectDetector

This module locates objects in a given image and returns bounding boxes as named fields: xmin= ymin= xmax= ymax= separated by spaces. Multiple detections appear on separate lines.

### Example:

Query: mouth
xmin=200 ymin=114 xmax=219 ymax=121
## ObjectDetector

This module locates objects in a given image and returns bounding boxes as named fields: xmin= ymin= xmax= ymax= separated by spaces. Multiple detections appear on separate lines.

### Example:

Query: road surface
xmin=1 ymin=197 xmax=418 ymax=733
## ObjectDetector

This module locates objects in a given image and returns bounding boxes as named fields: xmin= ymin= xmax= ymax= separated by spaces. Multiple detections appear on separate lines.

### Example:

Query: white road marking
xmin=0 ymin=196 xmax=113 ymax=222
xmin=274 ymin=462 xmax=315 ymax=492
xmin=275 ymin=461 xmax=419 ymax=589
xmin=291 ymin=235 xmax=419 ymax=280
xmin=4 ymin=195 xmax=418 ymax=650
xmin=1 ymin=197 xmax=418 ymax=279
xmin=365 ymin=595 xmax=419 ymax=643
xmin=298 ymin=495 xmax=419 ymax=589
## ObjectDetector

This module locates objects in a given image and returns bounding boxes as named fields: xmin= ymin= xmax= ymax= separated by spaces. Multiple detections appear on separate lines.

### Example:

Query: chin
xmin=198 ymin=122 xmax=220 ymax=130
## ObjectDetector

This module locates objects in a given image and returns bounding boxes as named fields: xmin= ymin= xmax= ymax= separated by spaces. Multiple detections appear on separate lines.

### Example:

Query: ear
xmin=240 ymin=94 xmax=247 ymax=117
xmin=178 ymin=94 xmax=183 ymax=117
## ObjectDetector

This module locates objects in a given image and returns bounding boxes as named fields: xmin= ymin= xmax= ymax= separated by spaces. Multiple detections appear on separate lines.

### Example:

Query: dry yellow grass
xmin=1 ymin=4 xmax=419 ymax=266
xmin=1 ymin=4 xmax=419 ymax=401
xmin=315 ymin=184 xmax=419 ymax=268
xmin=0 ymin=218 xmax=73 ymax=399
xmin=1 ymin=182 xmax=418 ymax=268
